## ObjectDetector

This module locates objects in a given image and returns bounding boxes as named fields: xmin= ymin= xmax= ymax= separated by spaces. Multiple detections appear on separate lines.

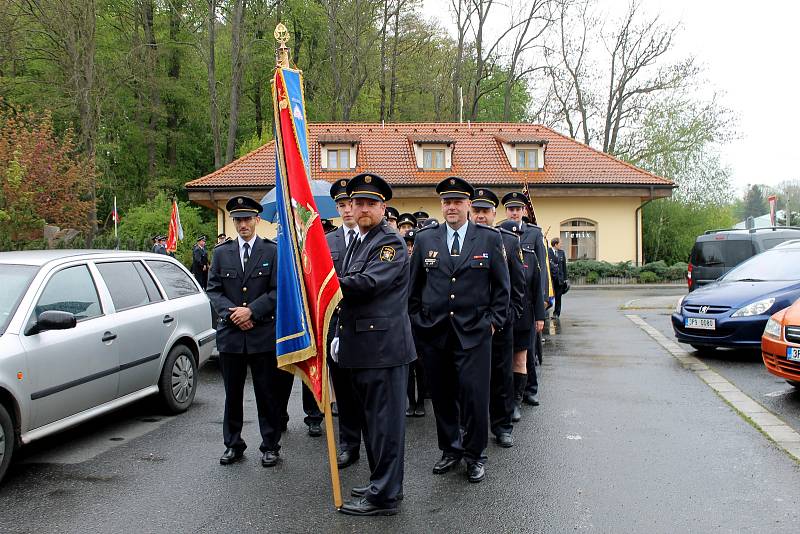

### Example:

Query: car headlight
xmin=675 ymin=295 xmax=685 ymax=314
xmin=731 ymin=297 xmax=775 ymax=318
xmin=764 ymin=317 xmax=782 ymax=339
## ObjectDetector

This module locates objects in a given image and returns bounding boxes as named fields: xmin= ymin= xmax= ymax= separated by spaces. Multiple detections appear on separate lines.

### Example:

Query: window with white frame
xmin=560 ymin=218 xmax=597 ymax=260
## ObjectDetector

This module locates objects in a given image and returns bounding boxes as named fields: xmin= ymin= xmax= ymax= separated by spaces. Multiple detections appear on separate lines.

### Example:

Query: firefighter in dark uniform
xmin=412 ymin=211 xmax=429 ymax=229
xmin=397 ymin=213 xmax=417 ymax=236
xmin=385 ymin=206 xmax=399 ymax=230
xmin=325 ymin=179 xmax=364 ymax=469
xmin=206 ymin=196 xmax=284 ymax=468
xmin=470 ymin=188 xmax=524 ymax=448
xmin=498 ymin=220 xmax=545 ymax=421
xmin=335 ymin=173 xmax=415 ymax=516
xmin=191 ymin=235 xmax=209 ymax=290
xmin=402 ymin=228 xmax=426 ymax=418
xmin=409 ymin=177 xmax=510 ymax=484
xmin=502 ymin=192 xmax=548 ymax=406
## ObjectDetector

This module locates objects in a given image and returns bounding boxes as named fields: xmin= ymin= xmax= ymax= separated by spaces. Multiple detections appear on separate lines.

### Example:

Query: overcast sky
xmin=422 ymin=0 xmax=799 ymax=196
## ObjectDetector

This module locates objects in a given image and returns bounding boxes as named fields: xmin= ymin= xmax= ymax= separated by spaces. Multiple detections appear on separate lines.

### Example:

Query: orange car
xmin=762 ymin=298 xmax=800 ymax=387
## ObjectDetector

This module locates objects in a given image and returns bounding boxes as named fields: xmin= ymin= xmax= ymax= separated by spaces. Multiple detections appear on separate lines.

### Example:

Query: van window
xmin=146 ymin=260 xmax=199 ymax=299
xmin=761 ymin=237 xmax=794 ymax=251
xmin=96 ymin=262 xmax=152 ymax=311
xmin=692 ymin=240 xmax=754 ymax=268
xmin=35 ymin=265 xmax=102 ymax=320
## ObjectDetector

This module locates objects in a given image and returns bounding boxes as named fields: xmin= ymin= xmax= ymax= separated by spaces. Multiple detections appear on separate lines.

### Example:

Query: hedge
xmin=568 ymin=260 xmax=687 ymax=284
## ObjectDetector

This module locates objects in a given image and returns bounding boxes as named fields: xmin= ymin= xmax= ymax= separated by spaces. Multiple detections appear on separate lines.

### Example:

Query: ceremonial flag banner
xmin=166 ymin=199 xmax=183 ymax=253
xmin=769 ymin=195 xmax=777 ymax=226
xmin=272 ymin=67 xmax=342 ymax=405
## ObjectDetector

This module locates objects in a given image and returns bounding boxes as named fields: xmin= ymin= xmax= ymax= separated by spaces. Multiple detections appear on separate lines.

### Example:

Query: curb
xmin=572 ymin=284 xmax=686 ymax=290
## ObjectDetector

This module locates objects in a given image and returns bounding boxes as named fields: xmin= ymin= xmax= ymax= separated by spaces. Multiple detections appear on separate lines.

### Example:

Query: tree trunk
xmin=166 ymin=0 xmax=183 ymax=167
xmin=225 ymin=0 xmax=247 ymax=164
xmin=388 ymin=0 xmax=401 ymax=120
xmin=207 ymin=0 xmax=222 ymax=168
xmin=141 ymin=0 xmax=158 ymax=177
xmin=379 ymin=0 xmax=390 ymax=121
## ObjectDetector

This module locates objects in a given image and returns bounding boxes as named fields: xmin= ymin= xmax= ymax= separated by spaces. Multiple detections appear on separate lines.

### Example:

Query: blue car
xmin=672 ymin=241 xmax=800 ymax=350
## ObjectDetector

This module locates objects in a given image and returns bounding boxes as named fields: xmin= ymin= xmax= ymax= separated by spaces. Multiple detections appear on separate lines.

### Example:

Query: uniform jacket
xmin=326 ymin=224 xmax=356 ymax=276
xmin=191 ymin=245 xmax=209 ymax=278
xmin=206 ymin=236 xmax=277 ymax=354
xmin=520 ymin=223 xmax=549 ymax=299
xmin=519 ymin=239 xmax=546 ymax=326
xmin=556 ymin=249 xmax=568 ymax=285
xmin=337 ymin=221 xmax=416 ymax=369
xmin=409 ymin=221 xmax=510 ymax=350
xmin=498 ymin=228 xmax=525 ymax=328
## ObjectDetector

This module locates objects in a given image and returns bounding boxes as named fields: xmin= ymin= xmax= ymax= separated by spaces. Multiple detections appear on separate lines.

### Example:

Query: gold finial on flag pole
xmin=274 ymin=23 xmax=290 ymax=68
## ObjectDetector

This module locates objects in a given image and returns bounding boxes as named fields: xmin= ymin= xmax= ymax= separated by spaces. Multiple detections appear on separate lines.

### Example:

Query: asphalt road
xmin=2 ymin=288 xmax=800 ymax=533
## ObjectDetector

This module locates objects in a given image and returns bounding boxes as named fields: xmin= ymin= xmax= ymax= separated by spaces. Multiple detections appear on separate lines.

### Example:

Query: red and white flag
xmin=768 ymin=195 xmax=777 ymax=226
xmin=166 ymin=199 xmax=184 ymax=253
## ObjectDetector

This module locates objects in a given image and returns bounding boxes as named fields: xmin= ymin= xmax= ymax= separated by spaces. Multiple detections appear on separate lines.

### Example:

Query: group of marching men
xmin=206 ymin=172 xmax=557 ymax=517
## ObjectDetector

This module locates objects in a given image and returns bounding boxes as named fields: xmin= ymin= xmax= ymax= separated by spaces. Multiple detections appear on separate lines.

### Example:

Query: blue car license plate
xmin=787 ymin=347 xmax=800 ymax=362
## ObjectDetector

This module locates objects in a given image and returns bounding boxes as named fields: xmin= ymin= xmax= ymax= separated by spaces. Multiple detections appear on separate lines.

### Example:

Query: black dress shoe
xmin=496 ymin=433 xmax=514 ymax=448
xmin=467 ymin=462 xmax=485 ymax=483
xmin=338 ymin=497 xmax=397 ymax=517
xmin=337 ymin=449 xmax=360 ymax=468
xmin=432 ymin=454 xmax=461 ymax=474
xmin=511 ymin=404 xmax=522 ymax=422
xmin=351 ymin=484 xmax=404 ymax=501
xmin=523 ymin=392 xmax=540 ymax=406
xmin=219 ymin=447 xmax=244 ymax=465
xmin=414 ymin=402 xmax=426 ymax=417
xmin=261 ymin=450 xmax=280 ymax=467
xmin=307 ymin=421 xmax=322 ymax=437
xmin=405 ymin=407 xmax=414 ymax=417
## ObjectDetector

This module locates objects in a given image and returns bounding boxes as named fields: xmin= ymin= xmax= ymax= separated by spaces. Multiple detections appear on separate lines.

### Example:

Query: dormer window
xmin=327 ymin=148 xmax=350 ymax=170
xmin=516 ymin=149 xmax=538 ymax=170
xmin=423 ymin=148 xmax=446 ymax=170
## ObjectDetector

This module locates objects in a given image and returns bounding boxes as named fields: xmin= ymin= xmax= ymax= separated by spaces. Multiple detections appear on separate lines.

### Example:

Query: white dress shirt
xmin=446 ymin=220 xmax=469 ymax=255
xmin=237 ymin=234 xmax=258 ymax=270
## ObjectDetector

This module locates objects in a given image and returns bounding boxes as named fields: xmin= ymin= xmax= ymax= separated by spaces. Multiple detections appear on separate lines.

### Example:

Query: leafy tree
xmin=739 ymin=184 xmax=769 ymax=220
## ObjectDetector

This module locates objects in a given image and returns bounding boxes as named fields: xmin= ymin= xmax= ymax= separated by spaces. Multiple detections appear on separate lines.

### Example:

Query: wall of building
xmin=218 ymin=194 xmax=643 ymax=263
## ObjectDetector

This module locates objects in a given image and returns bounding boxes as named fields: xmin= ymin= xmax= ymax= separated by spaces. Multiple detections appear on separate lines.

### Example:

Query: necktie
xmin=242 ymin=242 xmax=250 ymax=269
xmin=343 ymin=236 xmax=361 ymax=271
xmin=450 ymin=232 xmax=460 ymax=256
xmin=347 ymin=228 xmax=356 ymax=248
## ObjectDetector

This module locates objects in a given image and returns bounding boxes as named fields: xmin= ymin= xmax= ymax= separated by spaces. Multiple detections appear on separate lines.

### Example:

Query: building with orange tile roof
xmin=186 ymin=122 xmax=674 ymax=263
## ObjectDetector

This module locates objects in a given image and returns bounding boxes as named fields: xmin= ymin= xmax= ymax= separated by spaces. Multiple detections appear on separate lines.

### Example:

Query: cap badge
xmin=449 ymin=179 xmax=455 ymax=185
xmin=365 ymin=176 xmax=372 ymax=183
xmin=512 ymin=193 xmax=517 ymax=198
xmin=478 ymin=190 xmax=483 ymax=195
xmin=237 ymin=197 xmax=243 ymax=204
xmin=340 ymin=180 xmax=346 ymax=186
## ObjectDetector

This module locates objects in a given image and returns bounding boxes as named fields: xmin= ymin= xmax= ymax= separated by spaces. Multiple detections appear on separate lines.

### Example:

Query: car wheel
xmin=786 ymin=380 xmax=800 ymax=389
xmin=0 ymin=403 xmax=14 ymax=485
xmin=159 ymin=345 xmax=197 ymax=414
xmin=690 ymin=344 xmax=716 ymax=354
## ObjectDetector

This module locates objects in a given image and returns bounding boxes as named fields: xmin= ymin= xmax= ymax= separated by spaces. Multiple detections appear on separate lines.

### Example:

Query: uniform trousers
xmin=407 ymin=356 xmax=426 ymax=408
xmin=218 ymin=351 xmax=283 ymax=452
xmin=525 ymin=331 xmax=541 ymax=395
xmin=328 ymin=357 xmax=363 ymax=454
xmin=418 ymin=329 xmax=491 ymax=464
xmin=349 ymin=364 xmax=408 ymax=506
xmin=275 ymin=373 xmax=323 ymax=428
xmin=490 ymin=324 xmax=515 ymax=436
xmin=553 ymin=287 xmax=563 ymax=316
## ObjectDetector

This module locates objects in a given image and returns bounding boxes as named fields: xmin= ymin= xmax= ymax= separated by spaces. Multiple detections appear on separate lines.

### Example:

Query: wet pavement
xmin=2 ymin=288 xmax=800 ymax=533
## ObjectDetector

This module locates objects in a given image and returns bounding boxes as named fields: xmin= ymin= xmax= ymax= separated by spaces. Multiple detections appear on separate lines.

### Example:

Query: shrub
xmin=586 ymin=271 xmax=600 ymax=284
xmin=642 ymin=260 xmax=668 ymax=278
xmin=638 ymin=271 xmax=661 ymax=283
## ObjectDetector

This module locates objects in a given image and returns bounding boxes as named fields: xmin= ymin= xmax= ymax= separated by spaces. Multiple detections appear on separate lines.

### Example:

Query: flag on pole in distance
xmin=272 ymin=66 xmax=341 ymax=404
xmin=166 ymin=199 xmax=184 ymax=253
xmin=768 ymin=195 xmax=777 ymax=226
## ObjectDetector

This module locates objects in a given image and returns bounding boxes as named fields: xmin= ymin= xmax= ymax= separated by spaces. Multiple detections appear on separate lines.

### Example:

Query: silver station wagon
xmin=0 ymin=250 xmax=216 ymax=483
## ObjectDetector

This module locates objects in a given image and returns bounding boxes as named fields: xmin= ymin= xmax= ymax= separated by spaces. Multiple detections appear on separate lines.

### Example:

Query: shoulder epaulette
xmin=214 ymin=240 xmax=232 ymax=249
xmin=474 ymin=222 xmax=500 ymax=233
xmin=417 ymin=220 xmax=439 ymax=232
xmin=497 ymin=227 xmax=517 ymax=237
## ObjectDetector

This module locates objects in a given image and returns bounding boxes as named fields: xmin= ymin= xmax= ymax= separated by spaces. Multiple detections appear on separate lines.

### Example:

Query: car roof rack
xmin=703 ymin=226 xmax=800 ymax=235
xmin=773 ymin=239 xmax=800 ymax=249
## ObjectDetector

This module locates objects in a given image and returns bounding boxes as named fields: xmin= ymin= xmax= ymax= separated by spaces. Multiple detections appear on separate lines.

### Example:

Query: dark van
xmin=688 ymin=227 xmax=800 ymax=291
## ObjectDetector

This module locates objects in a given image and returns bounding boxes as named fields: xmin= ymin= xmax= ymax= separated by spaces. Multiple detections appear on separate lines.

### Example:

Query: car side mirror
xmin=26 ymin=310 xmax=77 ymax=335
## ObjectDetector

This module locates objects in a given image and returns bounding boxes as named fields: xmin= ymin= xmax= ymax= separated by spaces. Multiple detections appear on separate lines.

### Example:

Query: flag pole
xmin=113 ymin=196 xmax=119 ymax=250
xmin=273 ymin=23 xmax=342 ymax=509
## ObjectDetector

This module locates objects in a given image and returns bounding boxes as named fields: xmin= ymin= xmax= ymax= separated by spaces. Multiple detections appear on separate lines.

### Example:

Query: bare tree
xmin=206 ymin=0 xmax=222 ymax=168
xmin=449 ymin=0 xmax=473 ymax=121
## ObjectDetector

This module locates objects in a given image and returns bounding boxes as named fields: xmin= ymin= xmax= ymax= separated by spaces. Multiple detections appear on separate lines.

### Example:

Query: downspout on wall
xmin=634 ymin=186 xmax=656 ymax=266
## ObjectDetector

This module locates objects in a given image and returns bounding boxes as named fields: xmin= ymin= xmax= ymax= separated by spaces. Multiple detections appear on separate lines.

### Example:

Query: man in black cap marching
xmin=325 ymin=178 xmax=364 ymax=469
xmin=335 ymin=173 xmax=415 ymax=516
xmin=502 ymin=191 xmax=548 ymax=407
xmin=470 ymin=188 xmax=525 ymax=448
xmin=191 ymin=235 xmax=209 ymax=290
xmin=206 ymin=196 xmax=284 ymax=468
xmin=409 ymin=177 xmax=510 ymax=484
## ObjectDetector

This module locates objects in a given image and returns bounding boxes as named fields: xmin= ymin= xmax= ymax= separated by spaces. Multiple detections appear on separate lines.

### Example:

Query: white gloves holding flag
xmin=330 ymin=337 xmax=340 ymax=363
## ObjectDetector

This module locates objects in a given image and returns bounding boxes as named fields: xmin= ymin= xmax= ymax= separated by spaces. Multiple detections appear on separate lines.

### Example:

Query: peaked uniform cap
xmin=226 ymin=195 xmax=263 ymax=218
xmin=347 ymin=172 xmax=393 ymax=202
xmin=436 ymin=176 xmax=473 ymax=199
xmin=398 ymin=213 xmax=417 ymax=228
xmin=471 ymin=188 xmax=499 ymax=209
xmin=501 ymin=191 xmax=527 ymax=208
xmin=330 ymin=179 xmax=350 ymax=201
xmin=385 ymin=206 xmax=399 ymax=220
